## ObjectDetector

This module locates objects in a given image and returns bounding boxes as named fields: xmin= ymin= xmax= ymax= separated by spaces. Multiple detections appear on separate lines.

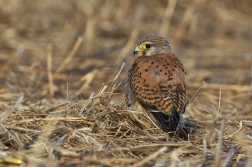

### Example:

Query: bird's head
xmin=133 ymin=35 xmax=172 ymax=57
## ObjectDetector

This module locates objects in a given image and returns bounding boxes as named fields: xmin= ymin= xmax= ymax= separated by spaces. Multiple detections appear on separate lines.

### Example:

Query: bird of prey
xmin=125 ymin=35 xmax=188 ymax=140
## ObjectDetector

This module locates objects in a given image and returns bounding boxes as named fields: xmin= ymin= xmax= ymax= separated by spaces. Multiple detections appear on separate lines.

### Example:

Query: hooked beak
xmin=133 ymin=46 xmax=140 ymax=55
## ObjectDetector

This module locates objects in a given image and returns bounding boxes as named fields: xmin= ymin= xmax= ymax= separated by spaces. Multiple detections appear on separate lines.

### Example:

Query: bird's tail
xmin=139 ymin=102 xmax=188 ymax=140
xmin=169 ymin=108 xmax=188 ymax=140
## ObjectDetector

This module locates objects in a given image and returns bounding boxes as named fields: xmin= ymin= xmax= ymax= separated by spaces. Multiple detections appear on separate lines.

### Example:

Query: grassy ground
xmin=0 ymin=0 xmax=251 ymax=166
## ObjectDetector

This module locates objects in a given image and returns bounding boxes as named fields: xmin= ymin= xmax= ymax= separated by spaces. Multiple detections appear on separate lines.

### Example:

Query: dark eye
xmin=145 ymin=44 xmax=151 ymax=48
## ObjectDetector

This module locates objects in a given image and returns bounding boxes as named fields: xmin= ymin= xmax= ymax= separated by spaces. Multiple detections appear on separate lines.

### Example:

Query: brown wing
xmin=130 ymin=52 xmax=186 ymax=115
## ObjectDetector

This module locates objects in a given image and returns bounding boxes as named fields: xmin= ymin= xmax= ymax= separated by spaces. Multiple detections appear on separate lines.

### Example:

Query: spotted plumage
xmin=125 ymin=35 xmax=188 ymax=139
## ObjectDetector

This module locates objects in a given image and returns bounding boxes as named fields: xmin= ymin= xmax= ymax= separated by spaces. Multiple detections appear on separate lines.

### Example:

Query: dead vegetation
xmin=0 ymin=0 xmax=251 ymax=166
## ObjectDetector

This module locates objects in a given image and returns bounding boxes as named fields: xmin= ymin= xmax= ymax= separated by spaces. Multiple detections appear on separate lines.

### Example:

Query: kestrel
xmin=125 ymin=35 xmax=188 ymax=139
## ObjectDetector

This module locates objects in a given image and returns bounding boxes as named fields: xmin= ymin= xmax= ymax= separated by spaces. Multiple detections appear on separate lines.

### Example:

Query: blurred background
xmin=0 ymin=0 xmax=251 ymax=101
xmin=0 ymin=1 xmax=251 ymax=166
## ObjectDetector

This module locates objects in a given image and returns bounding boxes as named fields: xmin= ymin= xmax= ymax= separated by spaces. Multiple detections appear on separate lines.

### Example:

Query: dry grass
xmin=0 ymin=0 xmax=251 ymax=166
